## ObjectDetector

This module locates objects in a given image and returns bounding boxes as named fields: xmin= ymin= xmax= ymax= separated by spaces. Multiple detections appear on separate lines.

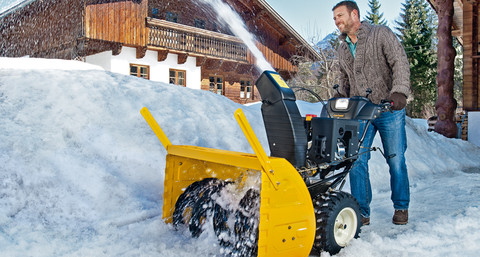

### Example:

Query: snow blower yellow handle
xmin=140 ymin=107 xmax=171 ymax=150
xmin=234 ymin=108 xmax=279 ymax=190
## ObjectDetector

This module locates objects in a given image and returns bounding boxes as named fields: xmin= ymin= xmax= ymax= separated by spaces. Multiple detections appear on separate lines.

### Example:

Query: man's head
xmin=333 ymin=1 xmax=361 ymax=35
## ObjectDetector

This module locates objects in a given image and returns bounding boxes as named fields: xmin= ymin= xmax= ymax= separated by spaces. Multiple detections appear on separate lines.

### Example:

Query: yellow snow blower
xmin=141 ymin=70 xmax=392 ymax=256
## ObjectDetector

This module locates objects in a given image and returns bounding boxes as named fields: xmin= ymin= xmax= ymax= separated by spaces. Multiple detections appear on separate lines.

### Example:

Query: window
xmin=166 ymin=11 xmax=178 ymax=23
xmin=240 ymin=80 xmax=252 ymax=99
xmin=152 ymin=8 xmax=160 ymax=19
xmin=130 ymin=64 xmax=149 ymax=79
xmin=209 ymin=76 xmax=223 ymax=95
xmin=169 ymin=69 xmax=186 ymax=86
xmin=194 ymin=18 xmax=206 ymax=29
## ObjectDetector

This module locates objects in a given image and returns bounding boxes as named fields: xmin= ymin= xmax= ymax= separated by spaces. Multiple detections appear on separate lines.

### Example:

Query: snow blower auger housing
xmin=140 ymin=107 xmax=316 ymax=257
xmin=141 ymin=70 xmax=392 ymax=256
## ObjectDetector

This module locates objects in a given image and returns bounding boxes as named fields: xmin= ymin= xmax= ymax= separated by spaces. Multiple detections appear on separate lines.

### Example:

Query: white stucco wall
xmin=468 ymin=111 xmax=480 ymax=147
xmin=85 ymin=51 xmax=111 ymax=71
xmin=85 ymin=46 xmax=201 ymax=89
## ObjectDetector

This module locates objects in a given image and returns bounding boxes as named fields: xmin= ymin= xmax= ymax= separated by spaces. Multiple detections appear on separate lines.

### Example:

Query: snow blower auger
xmin=141 ymin=70 xmax=392 ymax=256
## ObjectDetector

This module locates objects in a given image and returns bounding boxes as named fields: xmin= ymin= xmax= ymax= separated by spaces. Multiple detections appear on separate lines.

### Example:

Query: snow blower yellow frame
xmin=141 ymin=107 xmax=315 ymax=257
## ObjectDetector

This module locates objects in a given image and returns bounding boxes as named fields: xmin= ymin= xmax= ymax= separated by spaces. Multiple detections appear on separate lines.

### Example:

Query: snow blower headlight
xmin=335 ymin=98 xmax=349 ymax=110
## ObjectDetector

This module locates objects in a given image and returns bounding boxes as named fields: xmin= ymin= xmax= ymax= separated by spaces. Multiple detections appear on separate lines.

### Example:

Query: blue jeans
xmin=349 ymin=109 xmax=409 ymax=218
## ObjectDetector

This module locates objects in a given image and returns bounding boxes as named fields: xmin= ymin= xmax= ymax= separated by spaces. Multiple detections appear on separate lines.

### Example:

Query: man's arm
xmin=336 ymin=46 xmax=351 ymax=98
xmin=380 ymin=26 xmax=411 ymax=99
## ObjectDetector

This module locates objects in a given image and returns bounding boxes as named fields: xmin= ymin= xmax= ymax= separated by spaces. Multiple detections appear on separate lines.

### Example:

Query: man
xmin=332 ymin=1 xmax=411 ymax=225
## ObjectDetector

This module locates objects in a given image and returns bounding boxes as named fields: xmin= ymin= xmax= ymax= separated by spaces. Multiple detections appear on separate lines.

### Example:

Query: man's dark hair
xmin=333 ymin=1 xmax=360 ymax=17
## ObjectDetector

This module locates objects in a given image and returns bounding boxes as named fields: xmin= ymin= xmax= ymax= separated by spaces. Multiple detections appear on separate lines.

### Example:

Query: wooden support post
xmin=177 ymin=53 xmax=188 ymax=64
xmin=136 ymin=46 xmax=147 ymax=59
xmin=435 ymin=0 xmax=458 ymax=138
xmin=157 ymin=49 xmax=168 ymax=62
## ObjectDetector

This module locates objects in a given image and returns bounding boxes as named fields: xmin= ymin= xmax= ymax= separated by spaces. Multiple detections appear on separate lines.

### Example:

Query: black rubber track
xmin=172 ymin=178 xmax=224 ymax=232
xmin=231 ymin=188 xmax=260 ymax=257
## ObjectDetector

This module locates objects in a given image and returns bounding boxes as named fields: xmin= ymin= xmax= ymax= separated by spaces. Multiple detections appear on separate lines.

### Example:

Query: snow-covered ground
xmin=1 ymin=57 xmax=480 ymax=257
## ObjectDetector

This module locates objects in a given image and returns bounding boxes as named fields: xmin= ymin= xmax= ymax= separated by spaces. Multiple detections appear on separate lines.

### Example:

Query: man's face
xmin=333 ymin=5 xmax=357 ymax=34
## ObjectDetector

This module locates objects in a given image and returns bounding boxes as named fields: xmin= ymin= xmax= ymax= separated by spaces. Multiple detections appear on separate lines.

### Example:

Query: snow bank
xmin=1 ymin=57 xmax=480 ymax=256
xmin=0 ymin=57 xmax=104 ymax=70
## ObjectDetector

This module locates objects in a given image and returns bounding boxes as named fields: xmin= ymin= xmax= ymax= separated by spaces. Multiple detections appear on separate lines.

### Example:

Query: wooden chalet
xmin=0 ymin=0 xmax=320 ymax=104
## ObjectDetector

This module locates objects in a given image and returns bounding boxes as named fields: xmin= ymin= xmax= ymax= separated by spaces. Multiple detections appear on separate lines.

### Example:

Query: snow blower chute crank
xmin=141 ymin=70 xmax=392 ymax=256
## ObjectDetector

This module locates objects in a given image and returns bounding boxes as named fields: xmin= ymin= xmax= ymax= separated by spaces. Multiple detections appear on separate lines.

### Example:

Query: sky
xmin=265 ymin=0 xmax=405 ymax=41
xmin=1 ymin=57 xmax=480 ymax=256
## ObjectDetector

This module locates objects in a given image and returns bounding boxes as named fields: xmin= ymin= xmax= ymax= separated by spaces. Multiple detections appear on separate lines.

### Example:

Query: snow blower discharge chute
xmin=141 ymin=70 xmax=392 ymax=256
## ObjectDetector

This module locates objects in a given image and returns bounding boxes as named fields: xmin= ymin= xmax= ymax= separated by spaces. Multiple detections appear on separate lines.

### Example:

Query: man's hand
xmin=390 ymin=93 xmax=407 ymax=110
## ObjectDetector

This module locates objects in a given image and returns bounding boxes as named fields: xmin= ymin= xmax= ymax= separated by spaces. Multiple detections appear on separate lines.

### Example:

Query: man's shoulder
xmin=361 ymin=22 xmax=394 ymax=34
xmin=370 ymin=24 xmax=395 ymax=36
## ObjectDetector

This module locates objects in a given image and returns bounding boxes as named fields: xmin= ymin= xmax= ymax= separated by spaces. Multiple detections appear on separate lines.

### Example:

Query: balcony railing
xmin=147 ymin=18 xmax=248 ymax=62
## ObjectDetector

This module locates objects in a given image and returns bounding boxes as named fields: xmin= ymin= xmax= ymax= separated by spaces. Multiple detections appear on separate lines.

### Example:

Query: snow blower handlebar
xmin=140 ymin=107 xmax=171 ymax=150
xmin=235 ymin=108 xmax=279 ymax=190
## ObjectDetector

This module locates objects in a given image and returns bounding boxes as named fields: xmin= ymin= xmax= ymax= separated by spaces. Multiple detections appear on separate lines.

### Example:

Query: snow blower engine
xmin=141 ymin=70 xmax=391 ymax=257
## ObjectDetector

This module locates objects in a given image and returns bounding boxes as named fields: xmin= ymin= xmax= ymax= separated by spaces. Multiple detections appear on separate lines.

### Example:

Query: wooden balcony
xmin=146 ymin=18 xmax=248 ymax=63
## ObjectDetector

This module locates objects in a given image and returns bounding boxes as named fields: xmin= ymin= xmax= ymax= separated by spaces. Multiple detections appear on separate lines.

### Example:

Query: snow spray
xmin=198 ymin=0 xmax=275 ymax=72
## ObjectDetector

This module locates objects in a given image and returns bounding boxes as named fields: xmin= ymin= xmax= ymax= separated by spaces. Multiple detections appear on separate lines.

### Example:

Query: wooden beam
xmin=136 ymin=46 xmax=147 ymax=59
xmin=157 ymin=49 xmax=169 ymax=62
xmin=178 ymin=53 xmax=188 ymax=64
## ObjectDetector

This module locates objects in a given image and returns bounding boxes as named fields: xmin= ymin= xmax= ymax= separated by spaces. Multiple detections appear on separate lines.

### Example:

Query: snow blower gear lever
xmin=141 ymin=70 xmax=394 ymax=257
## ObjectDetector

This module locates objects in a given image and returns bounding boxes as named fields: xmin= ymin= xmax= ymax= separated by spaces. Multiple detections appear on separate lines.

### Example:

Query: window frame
xmin=240 ymin=80 xmax=252 ymax=99
xmin=209 ymin=75 xmax=224 ymax=95
xmin=169 ymin=69 xmax=187 ymax=87
xmin=130 ymin=64 xmax=150 ymax=80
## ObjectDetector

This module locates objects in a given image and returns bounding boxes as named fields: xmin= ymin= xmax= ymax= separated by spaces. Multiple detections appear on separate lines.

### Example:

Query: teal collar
xmin=345 ymin=36 xmax=357 ymax=57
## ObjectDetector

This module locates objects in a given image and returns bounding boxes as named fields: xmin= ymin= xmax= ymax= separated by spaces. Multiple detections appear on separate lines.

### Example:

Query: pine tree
xmin=365 ymin=0 xmax=387 ymax=25
xmin=396 ymin=0 xmax=437 ymax=118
